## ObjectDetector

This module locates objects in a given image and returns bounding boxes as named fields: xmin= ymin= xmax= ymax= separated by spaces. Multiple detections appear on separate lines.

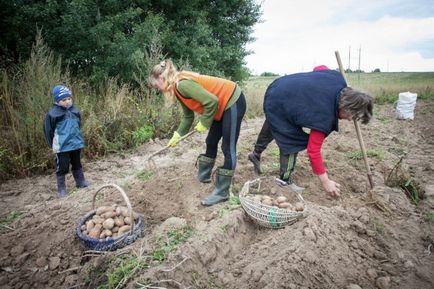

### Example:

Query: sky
xmin=245 ymin=0 xmax=434 ymax=75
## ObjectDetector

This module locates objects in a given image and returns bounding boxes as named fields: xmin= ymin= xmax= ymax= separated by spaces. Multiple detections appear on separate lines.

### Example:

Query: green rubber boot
xmin=197 ymin=154 xmax=215 ymax=183
xmin=201 ymin=167 xmax=233 ymax=206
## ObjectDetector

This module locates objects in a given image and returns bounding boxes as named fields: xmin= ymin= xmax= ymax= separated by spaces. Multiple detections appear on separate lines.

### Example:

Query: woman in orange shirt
xmin=149 ymin=59 xmax=246 ymax=206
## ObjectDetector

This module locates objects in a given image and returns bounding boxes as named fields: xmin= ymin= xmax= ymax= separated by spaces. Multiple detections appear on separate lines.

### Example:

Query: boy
xmin=43 ymin=84 xmax=90 ymax=198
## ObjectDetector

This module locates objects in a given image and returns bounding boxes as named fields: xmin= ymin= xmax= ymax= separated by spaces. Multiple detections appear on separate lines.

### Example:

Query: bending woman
xmin=148 ymin=59 xmax=246 ymax=206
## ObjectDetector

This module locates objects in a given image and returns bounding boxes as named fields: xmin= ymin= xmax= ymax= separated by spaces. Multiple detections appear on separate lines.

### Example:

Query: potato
xmin=103 ymin=218 xmax=115 ymax=230
xmin=294 ymin=202 xmax=305 ymax=211
xmin=96 ymin=206 xmax=114 ymax=215
xmin=118 ymin=225 xmax=131 ymax=235
xmin=278 ymin=202 xmax=292 ymax=209
xmin=114 ymin=217 xmax=125 ymax=227
xmin=101 ymin=211 xmax=117 ymax=219
xmin=276 ymin=196 xmax=288 ymax=203
xmin=80 ymin=224 xmax=87 ymax=231
xmin=102 ymin=229 xmax=112 ymax=237
xmin=117 ymin=206 xmax=129 ymax=218
xmin=253 ymin=195 xmax=262 ymax=203
xmin=92 ymin=215 xmax=104 ymax=224
xmin=88 ymin=227 xmax=101 ymax=239
xmin=112 ymin=226 xmax=119 ymax=233
xmin=86 ymin=220 xmax=95 ymax=231
xmin=261 ymin=195 xmax=272 ymax=200
xmin=124 ymin=216 xmax=132 ymax=225
xmin=261 ymin=198 xmax=273 ymax=206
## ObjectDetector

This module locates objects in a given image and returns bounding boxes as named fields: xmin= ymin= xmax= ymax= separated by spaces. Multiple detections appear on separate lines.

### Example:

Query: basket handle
xmin=92 ymin=184 xmax=135 ymax=233
xmin=240 ymin=178 xmax=264 ymax=197
xmin=241 ymin=177 xmax=306 ymax=203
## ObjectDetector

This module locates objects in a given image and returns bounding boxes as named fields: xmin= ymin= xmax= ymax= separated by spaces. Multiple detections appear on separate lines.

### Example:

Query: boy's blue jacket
xmin=43 ymin=104 xmax=85 ymax=153
xmin=264 ymin=70 xmax=347 ymax=155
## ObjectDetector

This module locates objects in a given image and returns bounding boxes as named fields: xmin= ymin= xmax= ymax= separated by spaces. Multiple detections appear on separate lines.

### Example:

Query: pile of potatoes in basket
xmin=80 ymin=205 xmax=139 ymax=239
xmin=250 ymin=194 xmax=305 ymax=211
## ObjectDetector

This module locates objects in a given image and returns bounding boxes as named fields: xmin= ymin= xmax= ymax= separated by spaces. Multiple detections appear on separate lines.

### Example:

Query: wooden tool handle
xmin=147 ymin=130 xmax=196 ymax=160
xmin=335 ymin=51 xmax=374 ymax=189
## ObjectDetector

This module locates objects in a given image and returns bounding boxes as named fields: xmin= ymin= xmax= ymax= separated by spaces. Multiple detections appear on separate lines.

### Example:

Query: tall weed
xmin=0 ymin=32 xmax=176 ymax=180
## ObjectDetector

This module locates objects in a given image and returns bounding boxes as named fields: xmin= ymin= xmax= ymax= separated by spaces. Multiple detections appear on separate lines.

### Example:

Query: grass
xmin=269 ymin=147 xmax=280 ymax=157
xmin=85 ymin=256 xmax=149 ymax=289
xmin=242 ymin=72 xmax=434 ymax=115
xmin=387 ymin=147 xmax=407 ymax=157
xmin=96 ymin=256 xmax=148 ymax=289
xmin=0 ymin=210 xmax=21 ymax=232
xmin=262 ymin=162 xmax=280 ymax=175
xmin=347 ymin=149 xmax=384 ymax=160
xmin=424 ymin=212 xmax=434 ymax=222
xmin=152 ymin=225 xmax=194 ymax=263
xmin=136 ymin=169 xmax=155 ymax=181
xmin=217 ymin=195 xmax=241 ymax=218
xmin=2 ymin=47 xmax=434 ymax=182
xmin=401 ymin=178 xmax=421 ymax=206
xmin=372 ymin=216 xmax=385 ymax=234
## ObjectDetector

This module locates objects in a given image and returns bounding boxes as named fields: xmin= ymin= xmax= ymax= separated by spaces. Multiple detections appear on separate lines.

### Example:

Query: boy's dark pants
xmin=55 ymin=149 xmax=89 ymax=197
xmin=56 ymin=149 xmax=82 ymax=176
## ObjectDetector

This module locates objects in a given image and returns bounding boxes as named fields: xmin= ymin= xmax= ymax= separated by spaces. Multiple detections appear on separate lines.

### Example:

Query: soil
xmin=1 ymin=100 xmax=434 ymax=289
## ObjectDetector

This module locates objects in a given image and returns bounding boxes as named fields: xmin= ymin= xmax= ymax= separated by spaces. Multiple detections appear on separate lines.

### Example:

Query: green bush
xmin=133 ymin=125 xmax=154 ymax=145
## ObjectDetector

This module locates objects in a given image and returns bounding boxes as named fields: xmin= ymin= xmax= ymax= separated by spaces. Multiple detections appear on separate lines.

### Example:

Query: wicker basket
xmin=239 ymin=178 xmax=306 ymax=229
xmin=76 ymin=184 xmax=145 ymax=251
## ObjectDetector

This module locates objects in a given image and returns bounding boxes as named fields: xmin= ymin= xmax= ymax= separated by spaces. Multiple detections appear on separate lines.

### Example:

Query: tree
xmin=0 ymin=0 xmax=261 ymax=84
xmin=260 ymin=72 xmax=279 ymax=77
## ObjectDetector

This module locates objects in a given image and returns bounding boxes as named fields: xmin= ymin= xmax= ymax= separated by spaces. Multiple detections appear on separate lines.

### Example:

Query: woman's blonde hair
xmin=148 ymin=59 xmax=179 ymax=106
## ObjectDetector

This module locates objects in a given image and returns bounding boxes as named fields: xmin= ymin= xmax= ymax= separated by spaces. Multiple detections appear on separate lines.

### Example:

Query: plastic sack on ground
xmin=395 ymin=91 xmax=417 ymax=120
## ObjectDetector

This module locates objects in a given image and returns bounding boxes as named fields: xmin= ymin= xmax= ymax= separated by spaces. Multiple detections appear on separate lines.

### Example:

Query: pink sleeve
xmin=307 ymin=129 xmax=326 ymax=175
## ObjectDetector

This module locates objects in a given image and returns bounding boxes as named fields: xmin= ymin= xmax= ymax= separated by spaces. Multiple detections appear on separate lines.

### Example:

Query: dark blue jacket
xmin=43 ymin=104 xmax=85 ymax=153
xmin=264 ymin=70 xmax=347 ymax=155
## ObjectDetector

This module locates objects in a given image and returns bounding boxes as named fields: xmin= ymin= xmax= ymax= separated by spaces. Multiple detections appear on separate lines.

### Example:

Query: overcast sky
xmin=245 ymin=0 xmax=434 ymax=75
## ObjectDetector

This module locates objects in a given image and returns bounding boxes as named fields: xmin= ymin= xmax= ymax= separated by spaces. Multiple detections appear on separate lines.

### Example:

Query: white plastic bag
xmin=395 ymin=91 xmax=417 ymax=120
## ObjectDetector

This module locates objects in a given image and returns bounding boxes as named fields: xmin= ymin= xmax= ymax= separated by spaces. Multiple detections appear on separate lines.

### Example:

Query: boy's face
xmin=58 ymin=96 xmax=73 ymax=108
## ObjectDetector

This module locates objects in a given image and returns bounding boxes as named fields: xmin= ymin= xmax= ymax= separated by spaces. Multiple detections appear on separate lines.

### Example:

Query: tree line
xmin=0 ymin=0 xmax=261 ymax=180
xmin=0 ymin=0 xmax=261 ymax=85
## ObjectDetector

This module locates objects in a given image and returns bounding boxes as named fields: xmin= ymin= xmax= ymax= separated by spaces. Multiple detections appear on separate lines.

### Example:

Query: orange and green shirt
xmin=173 ymin=71 xmax=241 ymax=136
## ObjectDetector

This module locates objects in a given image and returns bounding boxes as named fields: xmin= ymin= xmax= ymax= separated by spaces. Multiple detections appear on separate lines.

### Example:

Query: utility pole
xmin=348 ymin=45 xmax=351 ymax=71
xmin=358 ymin=45 xmax=361 ymax=71
xmin=358 ymin=45 xmax=362 ymax=84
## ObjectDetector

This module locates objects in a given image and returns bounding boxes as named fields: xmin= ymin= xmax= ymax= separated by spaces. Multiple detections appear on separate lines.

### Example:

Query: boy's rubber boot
xmin=201 ymin=168 xmax=233 ymax=206
xmin=248 ymin=153 xmax=262 ymax=175
xmin=197 ymin=154 xmax=215 ymax=183
xmin=56 ymin=175 xmax=67 ymax=198
xmin=72 ymin=168 xmax=90 ymax=188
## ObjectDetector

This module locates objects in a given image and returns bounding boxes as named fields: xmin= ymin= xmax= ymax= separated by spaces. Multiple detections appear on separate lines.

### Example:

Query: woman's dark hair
xmin=339 ymin=87 xmax=373 ymax=124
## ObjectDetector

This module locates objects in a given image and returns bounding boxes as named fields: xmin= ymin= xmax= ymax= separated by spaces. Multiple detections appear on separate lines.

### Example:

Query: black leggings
xmin=205 ymin=93 xmax=247 ymax=170
xmin=56 ymin=149 xmax=82 ymax=176
xmin=253 ymin=119 xmax=274 ymax=156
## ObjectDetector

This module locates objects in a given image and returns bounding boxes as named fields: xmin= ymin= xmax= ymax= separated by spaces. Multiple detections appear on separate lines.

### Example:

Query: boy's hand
xmin=194 ymin=121 xmax=208 ymax=133
xmin=167 ymin=131 xmax=181 ymax=147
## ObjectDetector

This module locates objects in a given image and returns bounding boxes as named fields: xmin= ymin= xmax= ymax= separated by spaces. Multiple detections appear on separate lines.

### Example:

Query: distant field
xmin=243 ymin=72 xmax=434 ymax=117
